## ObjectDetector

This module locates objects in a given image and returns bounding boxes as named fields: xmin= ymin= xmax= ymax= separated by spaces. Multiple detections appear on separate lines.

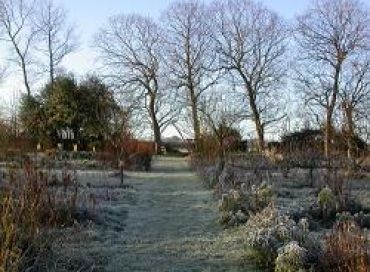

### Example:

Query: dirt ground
xmin=49 ymin=157 xmax=257 ymax=272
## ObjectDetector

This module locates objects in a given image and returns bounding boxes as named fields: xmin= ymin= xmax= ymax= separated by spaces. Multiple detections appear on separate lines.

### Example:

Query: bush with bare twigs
xmin=320 ymin=219 xmax=370 ymax=272
xmin=0 ymin=162 xmax=95 ymax=271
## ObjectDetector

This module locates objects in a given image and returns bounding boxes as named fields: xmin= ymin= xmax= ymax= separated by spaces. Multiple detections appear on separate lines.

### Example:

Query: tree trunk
xmin=48 ymin=29 xmax=55 ymax=91
xmin=324 ymin=62 xmax=342 ymax=157
xmin=343 ymin=102 xmax=355 ymax=160
xmin=246 ymin=84 xmax=265 ymax=153
xmin=255 ymin=120 xmax=265 ymax=153
xmin=324 ymin=116 xmax=332 ymax=158
xmin=184 ymin=27 xmax=201 ymax=145
xmin=10 ymin=36 xmax=31 ymax=97
xmin=21 ymin=58 xmax=31 ymax=97
xmin=49 ymin=49 xmax=54 ymax=91
xmin=190 ymin=89 xmax=201 ymax=144
xmin=148 ymin=93 xmax=162 ymax=154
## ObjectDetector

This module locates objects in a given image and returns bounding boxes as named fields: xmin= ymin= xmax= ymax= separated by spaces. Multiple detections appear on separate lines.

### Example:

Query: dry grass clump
xmin=0 ymin=161 xmax=93 ymax=271
xmin=321 ymin=219 xmax=370 ymax=272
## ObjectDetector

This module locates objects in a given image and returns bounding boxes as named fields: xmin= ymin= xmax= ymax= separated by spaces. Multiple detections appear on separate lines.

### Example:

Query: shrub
xmin=244 ymin=205 xmax=308 ymax=268
xmin=321 ymin=219 xmax=370 ymax=272
xmin=353 ymin=211 xmax=370 ymax=228
xmin=219 ymin=182 xmax=273 ymax=226
xmin=70 ymin=151 xmax=93 ymax=160
xmin=249 ymin=182 xmax=274 ymax=212
xmin=219 ymin=190 xmax=249 ymax=226
xmin=317 ymin=186 xmax=337 ymax=219
xmin=189 ymin=154 xmax=224 ymax=189
xmin=275 ymin=241 xmax=307 ymax=272
xmin=125 ymin=152 xmax=152 ymax=171
xmin=220 ymin=190 xmax=242 ymax=213
xmin=196 ymin=134 xmax=222 ymax=164
xmin=0 ymin=162 xmax=93 ymax=271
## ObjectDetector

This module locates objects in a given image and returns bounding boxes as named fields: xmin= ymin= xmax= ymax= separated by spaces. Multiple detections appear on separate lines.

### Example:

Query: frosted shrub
xmin=244 ymin=205 xmax=298 ymax=267
xmin=204 ymin=166 xmax=218 ymax=188
xmin=250 ymin=181 xmax=273 ymax=212
xmin=217 ymin=165 xmax=237 ymax=193
xmin=219 ymin=189 xmax=248 ymax=226
xmin=298 ymin=218 xmax=309 ymax=233
xmin=275 ymin=241 xmax=307 ymax=272
xmin=219 ymin=182 xmax=273 ymax=226
xmin=317 ymin=186 xmax=337 ymax=219
xmin=244 ymin=205 xmax=312 ymax=268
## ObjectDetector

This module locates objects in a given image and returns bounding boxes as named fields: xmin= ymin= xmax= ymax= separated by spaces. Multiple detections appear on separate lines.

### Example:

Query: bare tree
xmin=34 ymin=0 xmax=77 ymax=90
xmin=0 ymin=0 xmax=38 ymax=97
xmin=162 ymin=0 xmax=218 ymax=143
xmin=295 ymin=0 xmax=370 ymax=157
xmin=211 ymin=0 xmax=288 ymax=152
xmin=199 ymin=91 xmax=242 ymax=151
xmin=95 ymin=14 xmax=176 ymax=151
xmin=340 ymin=58 xmax=370 ymax=159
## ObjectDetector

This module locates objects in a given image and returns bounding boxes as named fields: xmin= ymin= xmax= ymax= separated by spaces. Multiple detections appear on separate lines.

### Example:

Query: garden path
xmin=51 ymin=156 xmax=256 ymax=272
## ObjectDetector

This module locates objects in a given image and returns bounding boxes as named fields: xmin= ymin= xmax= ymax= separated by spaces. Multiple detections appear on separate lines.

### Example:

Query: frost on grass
xmin=46 ymin=157 xmax=256 ymax=272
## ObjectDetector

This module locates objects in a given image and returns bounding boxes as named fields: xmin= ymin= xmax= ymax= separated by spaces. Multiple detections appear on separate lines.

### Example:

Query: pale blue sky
xmin=53 ymin=0 xmax=311 ymax=77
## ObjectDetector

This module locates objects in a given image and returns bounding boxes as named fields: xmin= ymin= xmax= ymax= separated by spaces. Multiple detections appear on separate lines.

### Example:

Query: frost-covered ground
xmin=48 ymin=157 xmax=258 ymax=271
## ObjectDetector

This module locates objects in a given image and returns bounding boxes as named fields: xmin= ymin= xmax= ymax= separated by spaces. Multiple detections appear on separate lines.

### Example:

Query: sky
xmin=53 ymin=0 xmax=311 ymax=76
xmin=0 ymin=0 xmax=312 ymax=137
xmin=0 ymin=0 xmax=311 ymax=100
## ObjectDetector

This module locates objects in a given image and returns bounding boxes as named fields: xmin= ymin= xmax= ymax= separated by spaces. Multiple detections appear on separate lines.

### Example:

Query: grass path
xmin=51 ymin=157 xmax=256 ymax=272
